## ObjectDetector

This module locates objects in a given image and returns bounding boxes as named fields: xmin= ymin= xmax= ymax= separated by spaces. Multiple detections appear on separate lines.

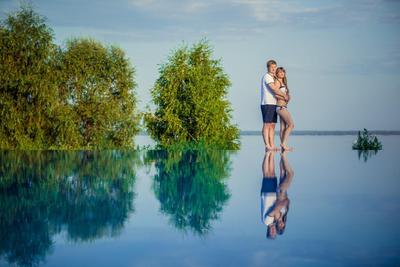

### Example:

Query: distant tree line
xmin=0 ymin=6 xmax=240 ymax=150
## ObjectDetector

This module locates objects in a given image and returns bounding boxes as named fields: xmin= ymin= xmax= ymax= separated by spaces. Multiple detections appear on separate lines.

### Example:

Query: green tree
xmin=0 ymin=6 xmax=59 ymax=149
xmin=0 ymin=6 xmax=140 ymax=149
xmin=144 ymin=41 xmax=240 ymax=149
xmin=55 ymin=38 xmax=140 ymax=149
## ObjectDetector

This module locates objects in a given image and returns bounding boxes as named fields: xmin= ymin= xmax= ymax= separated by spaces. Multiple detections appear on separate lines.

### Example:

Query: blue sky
xmin=1 ymin=0 xmax=399 ymax=130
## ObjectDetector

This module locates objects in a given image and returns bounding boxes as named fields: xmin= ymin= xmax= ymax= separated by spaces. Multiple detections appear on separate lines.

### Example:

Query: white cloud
xmin=233 ymin=0 xmax=281 ymax=22
xmin=183 ymin=1 xmax=209 ymax=13
xmin=232 ymin=0 xmax=335 ymax=23
xmin=130 ymin=0 xmax=157 ymax=8
xmin=128 ymin=0 xmax=399 ymax=26
xmin=129 ymin=0 xmax=211 ymax=14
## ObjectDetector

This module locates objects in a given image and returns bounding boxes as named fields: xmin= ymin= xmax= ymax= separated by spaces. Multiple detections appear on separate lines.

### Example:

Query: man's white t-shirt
xmin=261 ymin=72 xmax=277 ymax=105
xmin=261 ymin=192 xmax=277 ymax=226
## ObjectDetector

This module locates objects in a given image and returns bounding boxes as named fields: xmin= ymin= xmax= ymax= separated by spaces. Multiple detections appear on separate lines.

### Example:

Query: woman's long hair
xmin=276 ymin=67 xmax=289 ymax=94
xmin=277 ymin=200 xmax=290 ymax=235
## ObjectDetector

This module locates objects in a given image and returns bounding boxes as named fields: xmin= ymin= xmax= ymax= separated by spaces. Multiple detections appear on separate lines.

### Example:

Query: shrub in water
xmin=352 ymin=129 xmax=382 ymax=150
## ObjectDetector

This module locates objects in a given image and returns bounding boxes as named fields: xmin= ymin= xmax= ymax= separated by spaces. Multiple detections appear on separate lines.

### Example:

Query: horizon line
xmin=137 ymin=130 xmax=400 ymax=136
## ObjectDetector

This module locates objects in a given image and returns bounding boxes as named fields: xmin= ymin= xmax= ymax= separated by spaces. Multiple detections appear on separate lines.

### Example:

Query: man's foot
xmin=265 ymin=146 xmax=273 ymax=152
xmin=280 ymin=144 xmax=293 ymax=151
xmin=271 ymin=146 xmax=280 ymax=151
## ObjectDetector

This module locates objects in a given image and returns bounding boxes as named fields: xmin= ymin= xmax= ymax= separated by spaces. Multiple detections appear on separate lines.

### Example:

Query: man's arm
xmin=268 ymin=80 xmax=287 ymax=99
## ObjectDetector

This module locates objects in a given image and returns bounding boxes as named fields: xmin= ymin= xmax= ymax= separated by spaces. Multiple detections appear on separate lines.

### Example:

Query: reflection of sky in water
xmin=0 ymin=135 xmax=399 ymax=267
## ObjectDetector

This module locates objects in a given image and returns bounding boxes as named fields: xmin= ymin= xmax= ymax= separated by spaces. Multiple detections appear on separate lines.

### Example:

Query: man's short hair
xmin=266 ymin=60 xmax=277 ymax=68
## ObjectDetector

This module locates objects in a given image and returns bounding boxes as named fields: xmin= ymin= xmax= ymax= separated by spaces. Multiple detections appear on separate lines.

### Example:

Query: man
xmin=260 ymin=151 xmax=278 ymax=239
xmin=260 ymin=59 xmax=288 ymax=151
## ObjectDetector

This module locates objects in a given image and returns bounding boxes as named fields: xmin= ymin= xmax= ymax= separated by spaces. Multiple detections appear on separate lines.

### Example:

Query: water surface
xmin=0 ymin=135 xmax=399 ymax=267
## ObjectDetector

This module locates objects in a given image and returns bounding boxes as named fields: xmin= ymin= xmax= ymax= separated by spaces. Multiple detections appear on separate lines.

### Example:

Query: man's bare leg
xmin=262 ymin=123 xmax=272 ymax=150
xmin=263 ymin=150 xmax=275 ymax=177
xmin=268 ymin=123 xmax=278 ymax=150
xmin=267 ymin=150 xmax=276 ymax=177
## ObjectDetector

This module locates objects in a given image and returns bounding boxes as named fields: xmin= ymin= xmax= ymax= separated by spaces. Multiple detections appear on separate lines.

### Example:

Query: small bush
xmin=144 ymin=40 xmax=240 ymax=150
xmin=352 ymin=129 xmax=382 ymax=150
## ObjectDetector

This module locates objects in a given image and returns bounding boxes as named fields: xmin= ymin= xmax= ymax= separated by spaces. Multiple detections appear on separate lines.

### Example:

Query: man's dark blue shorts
xmin=261 ymin=176 xmax=277 ymax=193
xmin=261 ymin=104 xmax=277 ymax=123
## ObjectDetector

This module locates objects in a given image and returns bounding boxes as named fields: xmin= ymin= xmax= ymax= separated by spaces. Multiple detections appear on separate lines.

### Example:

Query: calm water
xmin=0 ymin=135 xmax=399 ymax=267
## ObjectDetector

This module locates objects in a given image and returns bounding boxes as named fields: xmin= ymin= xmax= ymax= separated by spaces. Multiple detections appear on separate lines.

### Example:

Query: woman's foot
xmin=267 ymin=146 xmax=279 ymax=151
xmin=280 ymin=144 xmax=293 ymax=151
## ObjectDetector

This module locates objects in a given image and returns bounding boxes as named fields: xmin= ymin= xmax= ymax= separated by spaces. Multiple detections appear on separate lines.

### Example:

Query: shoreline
xmin=240 ymin=130 xmax=400 ymax=136
xmin=137 ymin=130 xmax=400 ymax=136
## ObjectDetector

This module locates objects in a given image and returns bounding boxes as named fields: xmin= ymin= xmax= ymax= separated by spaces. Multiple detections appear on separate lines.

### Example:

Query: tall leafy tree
xmin=56 ymin=38 xmax=140 ymax=148
xmin=145 ymin=41 xmax=240 ymax=149
xmin=0 ymin=6 xmax=140 ymax=149
xmin=0 ymin=6 xmax=59 ymax=149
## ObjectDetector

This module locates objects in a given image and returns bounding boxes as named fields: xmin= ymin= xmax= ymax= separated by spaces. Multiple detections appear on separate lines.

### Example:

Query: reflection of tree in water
xmin=0 ymin=150 xmax=139 ymax=267
xmin=146 ymin=149 xmax=232 ymax=236
xmin=356 ymin=149 xmax=379 ymax=162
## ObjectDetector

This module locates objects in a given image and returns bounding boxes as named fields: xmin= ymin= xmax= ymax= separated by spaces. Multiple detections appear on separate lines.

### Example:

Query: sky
xmin=1 ymin=0 xmax=399 ymax=131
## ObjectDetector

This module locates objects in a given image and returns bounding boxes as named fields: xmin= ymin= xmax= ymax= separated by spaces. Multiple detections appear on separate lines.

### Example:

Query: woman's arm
xmin=276 ymin=94 xmax=286 ymax=100
xmin=268 ymin=80 xmax=287 ymax=99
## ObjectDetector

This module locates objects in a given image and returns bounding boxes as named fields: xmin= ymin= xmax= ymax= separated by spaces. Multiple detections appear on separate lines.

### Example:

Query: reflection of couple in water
xmin=261 ymin=151 xmax=294 ymax=239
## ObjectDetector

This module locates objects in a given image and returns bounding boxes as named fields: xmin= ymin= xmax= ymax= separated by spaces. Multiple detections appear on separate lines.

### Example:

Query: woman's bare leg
xmin=279 ymin=154 xmax=285 ymax=178
xmin=277 ymin=109 xmax=294 ymax=150
xmin=280 ymin=151 xmax=294 ymax=188
xmin=280 ymin=116 xmax=286 ymax=145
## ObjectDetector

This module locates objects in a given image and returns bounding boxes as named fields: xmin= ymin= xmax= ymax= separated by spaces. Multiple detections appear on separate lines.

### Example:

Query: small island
xmin=352 ymin=128 xmax=383 ymax=151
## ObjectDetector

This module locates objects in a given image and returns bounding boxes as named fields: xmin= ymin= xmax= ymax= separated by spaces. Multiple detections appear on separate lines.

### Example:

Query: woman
xmin=275 ymin=67 xmax=294 ymax=151
xmin=265 ymin=151 xmax=294 ymax=238
xmin=276 ymin=151 xmax=293 ymax=235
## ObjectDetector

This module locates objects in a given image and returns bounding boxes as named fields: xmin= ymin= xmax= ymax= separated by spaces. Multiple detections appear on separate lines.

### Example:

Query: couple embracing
xmin=260 ymin=59 xmax=294 ymax=151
